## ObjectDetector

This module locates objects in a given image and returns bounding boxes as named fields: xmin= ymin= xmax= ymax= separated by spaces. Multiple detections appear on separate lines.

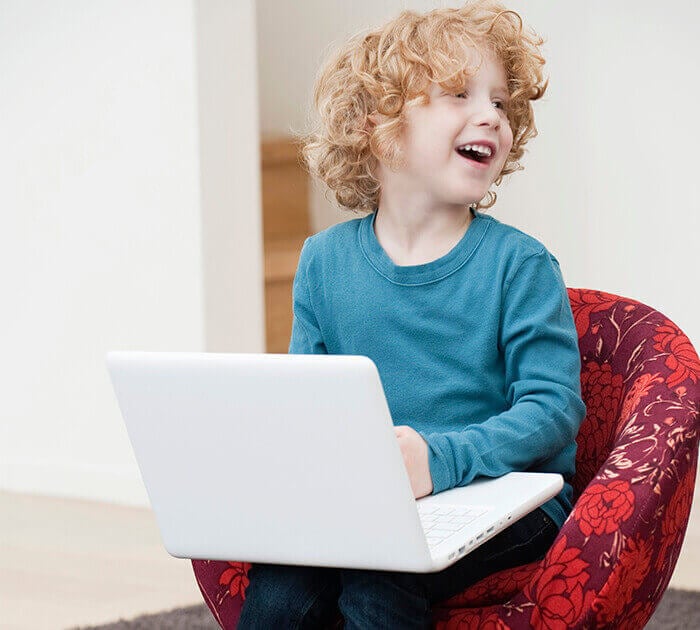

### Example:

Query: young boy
xmin=239 ymin=1 xmax=586 ymax=627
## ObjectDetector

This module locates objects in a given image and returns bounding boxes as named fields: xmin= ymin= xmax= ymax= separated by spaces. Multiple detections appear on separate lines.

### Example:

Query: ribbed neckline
xmin=358 ymin=207 xmax=491 ymax=285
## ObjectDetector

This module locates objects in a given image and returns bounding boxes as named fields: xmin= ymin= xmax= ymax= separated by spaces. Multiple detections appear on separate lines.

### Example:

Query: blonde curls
xmin=295 ymin=0 xmax=548 ymax=214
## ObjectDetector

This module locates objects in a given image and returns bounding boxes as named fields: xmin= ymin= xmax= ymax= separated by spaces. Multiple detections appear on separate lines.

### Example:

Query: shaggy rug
xmin=72 ymin=587 xmax=700 ymax=629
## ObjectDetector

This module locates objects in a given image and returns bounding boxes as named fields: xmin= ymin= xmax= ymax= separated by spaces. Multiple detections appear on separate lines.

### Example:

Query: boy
xmin=239 ymin=1 xmax=585 ymax=627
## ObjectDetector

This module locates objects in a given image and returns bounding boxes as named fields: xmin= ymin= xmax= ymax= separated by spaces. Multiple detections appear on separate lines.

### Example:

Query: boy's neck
xmin=373 ymin=203 xmax=474 ymax=267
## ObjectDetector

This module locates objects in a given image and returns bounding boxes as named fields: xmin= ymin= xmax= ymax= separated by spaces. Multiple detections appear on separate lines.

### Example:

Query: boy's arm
xmin=421 ymin=248 xmax=586 ymax=495
xmin=288 ymin=238 xmax=328 ymax=355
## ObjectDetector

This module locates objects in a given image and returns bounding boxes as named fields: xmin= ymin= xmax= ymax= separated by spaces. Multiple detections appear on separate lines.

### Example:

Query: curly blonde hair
xmin=295 ymin=0 xmax=548 ymax=214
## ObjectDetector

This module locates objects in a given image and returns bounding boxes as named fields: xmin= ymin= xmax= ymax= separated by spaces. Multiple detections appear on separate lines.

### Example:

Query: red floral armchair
xmin=191 ymin=288 xmax=700 ymax=629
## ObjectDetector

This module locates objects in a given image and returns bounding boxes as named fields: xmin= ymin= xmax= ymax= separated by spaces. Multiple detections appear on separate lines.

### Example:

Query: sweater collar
xmin=358 ymin=207 xmax=490 ymax=285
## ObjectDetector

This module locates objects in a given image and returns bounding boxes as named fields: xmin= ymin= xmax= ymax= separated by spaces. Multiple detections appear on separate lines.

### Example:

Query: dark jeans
xmin=237 ymin=507 xmax=558 ymax=629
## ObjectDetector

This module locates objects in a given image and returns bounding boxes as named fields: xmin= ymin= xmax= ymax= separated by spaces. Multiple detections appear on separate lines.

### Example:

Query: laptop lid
xmin=106 ymin=351 xmax=562 ymax=573
xmin=107 ymin=351 xmax=432 ymax=570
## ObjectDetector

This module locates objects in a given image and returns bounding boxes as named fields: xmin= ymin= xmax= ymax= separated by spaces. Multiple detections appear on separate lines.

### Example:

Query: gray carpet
xmin=71 ymin=587 xmax=700 ymax=629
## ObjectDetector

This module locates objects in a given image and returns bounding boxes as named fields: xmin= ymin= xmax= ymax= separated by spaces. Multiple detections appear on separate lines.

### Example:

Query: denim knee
xmin=338 ymin=569 xmax=432 ymax=630
xmin=238 ymin=563 xmax=340 ymax=629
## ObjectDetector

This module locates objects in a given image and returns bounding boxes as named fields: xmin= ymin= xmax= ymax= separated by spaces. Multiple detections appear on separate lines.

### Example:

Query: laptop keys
xmin=417 ymin=504 xmax=492 ymax=546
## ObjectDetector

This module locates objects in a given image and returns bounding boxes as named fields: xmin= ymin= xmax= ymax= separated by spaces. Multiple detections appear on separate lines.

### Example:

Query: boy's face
xmin=377 ymin=46 xmax=514 ymax=213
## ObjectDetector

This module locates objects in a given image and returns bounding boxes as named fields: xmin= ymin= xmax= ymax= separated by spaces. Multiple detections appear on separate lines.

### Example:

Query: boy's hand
xmin=394 ymin=425 xmax=434 ymax=499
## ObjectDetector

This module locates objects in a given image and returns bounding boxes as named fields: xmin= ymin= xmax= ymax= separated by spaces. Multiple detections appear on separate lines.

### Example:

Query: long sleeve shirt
xmin=288 ymin=209 xmax=586 ymax=528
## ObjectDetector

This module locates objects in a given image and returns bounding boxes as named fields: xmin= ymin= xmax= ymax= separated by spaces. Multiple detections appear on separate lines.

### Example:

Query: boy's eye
xmin=454 ymin=92 xmax=506 ymax=109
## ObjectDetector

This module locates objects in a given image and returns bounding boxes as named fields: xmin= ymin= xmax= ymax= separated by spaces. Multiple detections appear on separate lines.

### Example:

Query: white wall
xmin=197 ymin=0 xmax=265 ymax=353
xmin=0 ymin=0 xmax=264 ymax=506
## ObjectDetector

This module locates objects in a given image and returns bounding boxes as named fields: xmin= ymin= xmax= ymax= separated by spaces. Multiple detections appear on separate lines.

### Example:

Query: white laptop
xmin=106 ymin=351 xmax=563 ymax=573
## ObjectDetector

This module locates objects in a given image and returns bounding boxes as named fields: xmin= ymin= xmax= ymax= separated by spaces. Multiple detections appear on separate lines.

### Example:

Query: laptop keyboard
xmin=417 ymin=503 xmax=492 ymax=548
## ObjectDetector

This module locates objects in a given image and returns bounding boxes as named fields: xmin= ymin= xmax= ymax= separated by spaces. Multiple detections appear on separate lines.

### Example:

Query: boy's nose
xmin=474 ymin=103 xmax=502 ymax=123
xmin=468 ymin=110 xmax=501 ymax=131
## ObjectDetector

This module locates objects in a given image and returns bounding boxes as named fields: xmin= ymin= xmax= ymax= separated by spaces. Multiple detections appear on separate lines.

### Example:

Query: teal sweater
xmin=288 ymin=209 xmax=586 ymax=528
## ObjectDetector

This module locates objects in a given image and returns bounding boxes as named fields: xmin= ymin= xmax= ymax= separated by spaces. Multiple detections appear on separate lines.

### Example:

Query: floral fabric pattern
xmin=191 ymin=288 xmax=700 ymax=629
xmin=572 ymin=480 xmax=635 ymax=537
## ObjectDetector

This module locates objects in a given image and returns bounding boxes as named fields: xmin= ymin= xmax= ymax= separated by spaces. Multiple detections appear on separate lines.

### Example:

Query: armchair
xmin=192 ymin=288 xmax=700 ymax=629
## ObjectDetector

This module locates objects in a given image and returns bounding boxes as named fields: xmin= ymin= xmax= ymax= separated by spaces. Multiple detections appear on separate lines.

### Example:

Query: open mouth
xmin=455 ymin=147 xmax=492 ymax=167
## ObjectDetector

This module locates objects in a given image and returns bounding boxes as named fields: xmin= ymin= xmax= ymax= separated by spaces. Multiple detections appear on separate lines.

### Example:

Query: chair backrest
xmin=567 ymin=288 xmax=700 ymax=501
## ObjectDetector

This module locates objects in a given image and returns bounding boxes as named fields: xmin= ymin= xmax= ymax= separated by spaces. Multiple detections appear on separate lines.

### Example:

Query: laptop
xmin=106 ymin=351 xmax=563 ymax=573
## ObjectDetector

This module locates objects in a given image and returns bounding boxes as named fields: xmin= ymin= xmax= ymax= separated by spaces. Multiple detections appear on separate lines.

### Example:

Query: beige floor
xmin=0 ymin=491 xmax=205 ymax=630
xmin=2 ymin=486 xmax=700 ymax=630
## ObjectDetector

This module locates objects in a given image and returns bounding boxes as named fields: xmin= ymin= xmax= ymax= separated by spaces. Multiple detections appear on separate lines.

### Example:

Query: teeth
xmin=458 ymin=144 xmax=492 ymax=157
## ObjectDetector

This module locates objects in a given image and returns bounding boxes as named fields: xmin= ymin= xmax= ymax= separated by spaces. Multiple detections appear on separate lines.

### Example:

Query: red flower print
xmin=218 ymin=561 xmax=251 ymax=600
xmin=574 ymin=362 xmax=624 ymax=489
xmin=594 ymin=534 xmax=653 ymax=625
xmin=524 ymin=536 xmax=593 ymax=630
xmin=573 ymin=480 xmax=635 ymax=537
xmin=619 ymin=372 xmax=663 ymax=424
xmin=567 ymin=288 xmax=624 ymax=336
xmin=656 ymin=467 xmax=695 ymax=568
xmin=653 ymin=320 xmax=683 ymax=350
xmin=439 ymin=609 xmax=512 ymax=630
xmin=442 ymin=563 xmax=539 ymax=607
xmin=653 ymin=320 xmax=700 ymax=388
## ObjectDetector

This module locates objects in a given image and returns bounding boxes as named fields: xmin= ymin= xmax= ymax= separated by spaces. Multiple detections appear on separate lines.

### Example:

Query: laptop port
xmin=458 ymin=546 xmax=465 ymax=553
xmin=487 ymin=526 xmax=494 ymax=534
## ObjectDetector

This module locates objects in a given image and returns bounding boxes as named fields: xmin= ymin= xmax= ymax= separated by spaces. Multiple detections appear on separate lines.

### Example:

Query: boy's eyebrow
xmin=460 ymin=78 xmax=510 ymax=97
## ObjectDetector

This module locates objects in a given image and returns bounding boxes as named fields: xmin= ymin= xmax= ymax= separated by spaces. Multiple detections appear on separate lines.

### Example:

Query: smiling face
xmin=376 ymin=45 xmax=514 ymax=214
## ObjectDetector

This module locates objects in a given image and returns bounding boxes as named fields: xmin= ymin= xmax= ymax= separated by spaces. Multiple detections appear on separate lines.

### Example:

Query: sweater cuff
xmin=420 ymin=432 xmax=452 ymax=495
